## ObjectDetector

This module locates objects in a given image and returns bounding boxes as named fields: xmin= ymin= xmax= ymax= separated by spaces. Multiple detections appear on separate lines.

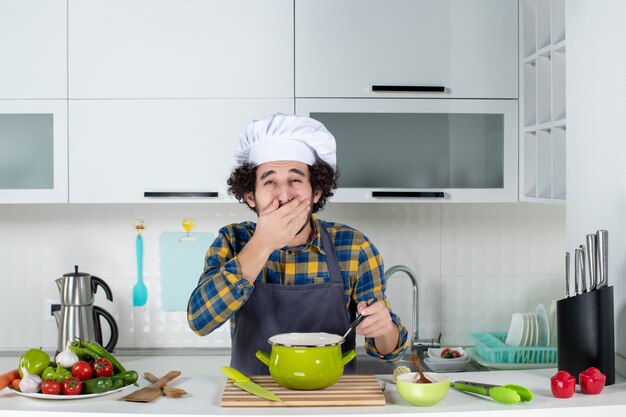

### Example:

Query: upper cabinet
xmin=69 ymin=99 xmax=293 ymax=203
xmin=0 ymin=0 xmax=67 ymax=99
xmin=295 ymin=0 xmax=518 ymax=99
xmin=0 ymin=100 xmax=68 ymax=203
xmin=519 ymin=0 xmax=566 ymax=204
xmin=68 ymin=0 xmax=294 ymax=99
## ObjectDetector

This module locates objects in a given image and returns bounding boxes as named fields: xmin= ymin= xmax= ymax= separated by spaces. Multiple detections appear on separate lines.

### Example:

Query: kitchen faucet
xmin=384 ymin=265 xmax=441 ymax=353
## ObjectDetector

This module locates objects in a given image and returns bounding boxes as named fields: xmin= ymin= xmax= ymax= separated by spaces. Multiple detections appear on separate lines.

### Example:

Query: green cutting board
xmin=159 ymin=231 xmax=214 ymax=312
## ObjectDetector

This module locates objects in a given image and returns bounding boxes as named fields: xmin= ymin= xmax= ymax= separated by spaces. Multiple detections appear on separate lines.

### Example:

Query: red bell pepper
xmin=579 ymin=367 xmax=606 ymax=395
xmin=551 ymin=370 xmax=576 ymax=398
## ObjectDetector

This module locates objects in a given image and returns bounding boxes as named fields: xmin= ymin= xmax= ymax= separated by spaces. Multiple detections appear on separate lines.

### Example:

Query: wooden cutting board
xmin=221 ymin=375 xmax=385 ymax=407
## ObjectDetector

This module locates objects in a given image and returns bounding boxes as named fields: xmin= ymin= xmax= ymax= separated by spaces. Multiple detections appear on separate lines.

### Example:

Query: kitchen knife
xmin=585 ymin=234 xmax=597 ymax=290
xmin=565 ymin=251 xmax=570 ymax=297
xmin=596 ymin=230 xmax=609 ymax=288
xmin=221 ymin=366 xmax=281 ymax=402
xmin=578 ymin=245 xmax=587 ymax=293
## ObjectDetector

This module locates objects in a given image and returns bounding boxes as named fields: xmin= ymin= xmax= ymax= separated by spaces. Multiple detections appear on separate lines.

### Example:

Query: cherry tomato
xmin=93 ymin=358 xmax=113 ymax=378
xmin=71 ymin=360 xmax=93 ymax=381
xmin=41 ymin=380 xmax=62 ymax=395
xmin=62 ymin=376 xmax=83 ymax=395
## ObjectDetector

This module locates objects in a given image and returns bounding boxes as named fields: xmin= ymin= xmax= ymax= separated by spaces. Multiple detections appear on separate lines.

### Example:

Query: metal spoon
xmin=411 ymin=353 xmax=433 ymax=384
xmin=340 ymin=298 xmax=379 ymax=342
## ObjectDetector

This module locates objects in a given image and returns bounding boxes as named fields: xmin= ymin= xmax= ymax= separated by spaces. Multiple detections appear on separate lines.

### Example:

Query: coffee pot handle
xmin=91 ymin=276 xmax=113 ymax=302
xmin=93 ymin=306 xmax=119 ymax=352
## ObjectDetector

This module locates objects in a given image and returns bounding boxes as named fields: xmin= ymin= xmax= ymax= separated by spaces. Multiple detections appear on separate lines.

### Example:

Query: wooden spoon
xmin=411 ymin=354 xmax=433 ymax=384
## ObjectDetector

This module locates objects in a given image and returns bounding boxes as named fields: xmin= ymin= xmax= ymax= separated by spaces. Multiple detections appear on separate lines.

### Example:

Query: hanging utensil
xmin=133 ymin=219 xmax=148 ymax=307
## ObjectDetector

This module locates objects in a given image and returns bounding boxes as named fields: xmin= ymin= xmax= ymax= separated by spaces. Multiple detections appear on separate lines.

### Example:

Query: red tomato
xmin=62 ymin=376 xmax=82 ymax=395
xmin=551 ymin=370 xmax=576 ymax=398
xmin=71 ymin=360 xmax=93 ymax=381
xmin=93 ymin=358 xmax=113 ymax=378
xmin=440 ymin=348 xmax=452 ymax=358
xmin=41 ymin=380 xmax=62 ymax=395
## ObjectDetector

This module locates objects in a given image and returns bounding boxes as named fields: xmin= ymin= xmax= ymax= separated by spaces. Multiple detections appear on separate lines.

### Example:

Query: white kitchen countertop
xmin=1 ymin=353 xmax=625 ymax=417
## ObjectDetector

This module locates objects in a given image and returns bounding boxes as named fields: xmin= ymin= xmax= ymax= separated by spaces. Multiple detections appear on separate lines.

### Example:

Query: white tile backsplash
xmin=0 ymin=202 xmax=565 ymax=350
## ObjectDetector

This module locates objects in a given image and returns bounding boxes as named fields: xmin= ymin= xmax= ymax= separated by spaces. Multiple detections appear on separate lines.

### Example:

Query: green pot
xmin=255 ymin=332 xmax=357 ymax=390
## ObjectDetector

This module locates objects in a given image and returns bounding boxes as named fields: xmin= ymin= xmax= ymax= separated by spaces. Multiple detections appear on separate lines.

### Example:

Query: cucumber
xmin=83 ymin=377 xmax=113 ymax=394
xmin=115 ymin=370 xmax=139 ymax=386
xmin=110 ymin=376 xmax=124 ymax=390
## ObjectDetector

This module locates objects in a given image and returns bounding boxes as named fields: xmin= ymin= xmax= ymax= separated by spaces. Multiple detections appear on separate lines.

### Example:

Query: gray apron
xmin=230 ymin=220 xmax=356 ymax=375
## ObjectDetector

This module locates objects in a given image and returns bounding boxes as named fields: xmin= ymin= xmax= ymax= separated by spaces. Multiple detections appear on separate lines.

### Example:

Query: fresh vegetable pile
xmin=440 ymin=347 xmax=462 ymax=359
xmin=1 ymin=339 xmax=138 ymax=396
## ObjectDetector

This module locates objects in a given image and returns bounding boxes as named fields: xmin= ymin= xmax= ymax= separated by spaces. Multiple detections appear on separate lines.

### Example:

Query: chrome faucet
xmin=384 ymin=265 xmax=441 ymax=352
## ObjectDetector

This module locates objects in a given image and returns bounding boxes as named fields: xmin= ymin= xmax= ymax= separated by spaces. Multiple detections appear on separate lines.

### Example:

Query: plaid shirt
xmin=187 ymin=216 xmax=409 ymax=361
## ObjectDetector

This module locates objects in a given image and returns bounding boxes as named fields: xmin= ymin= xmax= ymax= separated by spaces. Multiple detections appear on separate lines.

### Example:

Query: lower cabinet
xmin=0 ymin=100 xmax=68 ymax=203
xmin=69 ymin=99 xmax=293 ymax=203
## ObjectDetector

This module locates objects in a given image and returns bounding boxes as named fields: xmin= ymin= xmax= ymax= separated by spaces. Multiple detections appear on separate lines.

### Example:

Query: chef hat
xmin=234 ymin=113 xmax=336 ymax=168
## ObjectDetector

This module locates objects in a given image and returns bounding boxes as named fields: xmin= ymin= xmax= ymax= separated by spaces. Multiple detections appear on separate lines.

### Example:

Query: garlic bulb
xmin=55 ymin=341 xmax=79 ymax=368
xmin=19 ymin=368 xmax=42 ymax=393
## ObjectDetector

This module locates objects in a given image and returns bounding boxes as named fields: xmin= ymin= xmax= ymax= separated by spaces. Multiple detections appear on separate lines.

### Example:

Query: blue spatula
xmin=133 ymin=220 xmax=148 ymax=307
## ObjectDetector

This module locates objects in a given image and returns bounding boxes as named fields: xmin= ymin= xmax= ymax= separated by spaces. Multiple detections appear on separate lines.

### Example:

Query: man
xmin=187 ymin=113 xmax=408 ymax=375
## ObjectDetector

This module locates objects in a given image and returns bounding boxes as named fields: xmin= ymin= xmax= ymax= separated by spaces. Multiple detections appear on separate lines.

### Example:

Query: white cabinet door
xmin=69 ymin=0 xmax=293 ymax=99
xmin=297 ymin=98 xmax=518 ymax=203
xmin=0 ymin=0 xmax=67 ymax=99
xmin=0 ymin=100 xmax=68 ymax=203
xmin=69 ymin=99 xmax=293 ymax=203
xmin=295 ymin=0 xmax=518 ymax=99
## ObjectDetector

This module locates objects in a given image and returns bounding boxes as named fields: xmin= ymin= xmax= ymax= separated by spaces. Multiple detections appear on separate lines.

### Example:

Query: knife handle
xmin=578 ymin=245 xmax=587 ymax=293
xmin=596 ymin=229 xmax=608 ymax=288
xmin=585 ymin=234 xmax=597 ymax=290
xmin=150 ymin=370 xmax=181 ymax=388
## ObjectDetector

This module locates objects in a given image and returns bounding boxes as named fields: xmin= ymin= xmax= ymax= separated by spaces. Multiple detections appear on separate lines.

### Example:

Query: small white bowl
xmin=427 ymin=347 xmax=467 ymax=363
xmin=424 ymin=357 xmax=470 ymax=372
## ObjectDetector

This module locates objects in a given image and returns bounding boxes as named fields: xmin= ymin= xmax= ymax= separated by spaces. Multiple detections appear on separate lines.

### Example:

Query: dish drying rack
xmin=469 ymin=332 xmax=557 ymax=364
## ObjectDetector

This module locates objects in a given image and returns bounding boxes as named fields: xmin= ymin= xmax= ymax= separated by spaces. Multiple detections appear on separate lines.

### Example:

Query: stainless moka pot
xmin=52 ymin=266 xmax=119 ymax=353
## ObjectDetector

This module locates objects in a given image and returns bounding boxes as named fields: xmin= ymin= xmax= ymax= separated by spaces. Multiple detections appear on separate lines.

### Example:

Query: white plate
xmin=9 ymin=385 xmax=130 ymax=400
xmin=427 ymin=347 xmax=467 ymax=362
xmin=505 ymin=313 xmax=525 ymax=347
xmin=549 ymin=299 xmax=557 ymax=347
xmin=467 ymin=348 xmax=556 ymax=370
xmin=535 ymin=303 xmax=550 ymax=347
xmin=424 ymin=357 xmax=470 ymax=372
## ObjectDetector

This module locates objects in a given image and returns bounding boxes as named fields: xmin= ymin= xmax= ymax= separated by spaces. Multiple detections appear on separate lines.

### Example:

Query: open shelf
xmin=520 ymin=0 xmax=566 ymax=204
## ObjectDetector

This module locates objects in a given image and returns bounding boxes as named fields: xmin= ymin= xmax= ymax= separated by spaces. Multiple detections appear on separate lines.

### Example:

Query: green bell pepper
xmin=41 ymin=365 xmax=72 ymax=382
xmin=18 ymin=348 xmax=51 ymax=378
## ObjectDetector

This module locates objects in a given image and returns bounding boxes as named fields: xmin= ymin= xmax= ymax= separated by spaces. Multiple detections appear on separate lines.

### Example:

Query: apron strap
xmin=318 ymin=220 xmax=343 ymax=285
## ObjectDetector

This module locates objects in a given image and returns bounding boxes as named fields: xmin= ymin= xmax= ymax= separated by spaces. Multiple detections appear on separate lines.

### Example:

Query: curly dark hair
xmin=227 ymin=161 xmax=339 ymax=213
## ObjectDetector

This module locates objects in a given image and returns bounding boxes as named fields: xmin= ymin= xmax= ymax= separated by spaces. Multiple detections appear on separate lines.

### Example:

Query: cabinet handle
xmin=372 ymin=191 xmax=445 ymax=198
xmin=372 ymin=85 xmax=446 ymax=92
xmin=144 ymin=191 xmax=219 ymax=198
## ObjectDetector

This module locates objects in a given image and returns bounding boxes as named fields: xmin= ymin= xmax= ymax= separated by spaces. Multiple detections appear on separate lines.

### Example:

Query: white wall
xmin=0 ymin=202 xmax=564 ymax=351
xmin=566 ymin=1 xmax=626 ymax=374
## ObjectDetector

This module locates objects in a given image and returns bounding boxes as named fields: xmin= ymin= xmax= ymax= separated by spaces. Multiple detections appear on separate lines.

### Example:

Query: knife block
xmin=556 ymin=286 xmax=615 ymax=385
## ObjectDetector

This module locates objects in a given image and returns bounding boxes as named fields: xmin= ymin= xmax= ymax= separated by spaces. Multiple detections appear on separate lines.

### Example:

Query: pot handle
xmin=341 ymin=349 xmax=358 ymax=366
xmin=255 ymin=350 xmax=271 ymax=367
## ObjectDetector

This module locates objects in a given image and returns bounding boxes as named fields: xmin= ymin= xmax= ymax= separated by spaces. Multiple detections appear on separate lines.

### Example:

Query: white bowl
xmin=424 ymin=357 xmax=470 ymax=372
xmin=427 ymin=347 xmax=468 ymax=363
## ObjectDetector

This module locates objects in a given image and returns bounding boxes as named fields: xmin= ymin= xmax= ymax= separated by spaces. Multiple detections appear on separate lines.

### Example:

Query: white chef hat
xmin=234 ymin=113 xmax=336 ymax=168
